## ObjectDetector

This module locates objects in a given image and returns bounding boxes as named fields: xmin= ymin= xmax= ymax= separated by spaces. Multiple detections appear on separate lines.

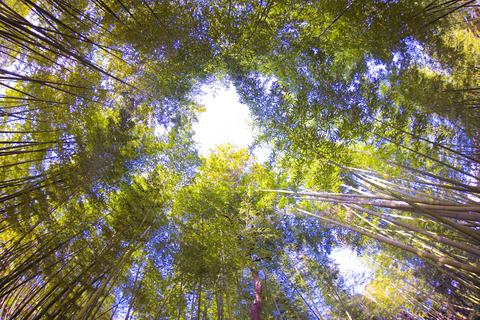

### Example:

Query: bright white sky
xmin=193 ymin=85 xmax=270 ymax=162
xmin=330 ymin=248 xmax=372 ymax=293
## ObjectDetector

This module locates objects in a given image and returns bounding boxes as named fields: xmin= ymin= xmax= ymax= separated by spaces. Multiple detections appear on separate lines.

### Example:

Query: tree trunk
xmin=249 ymin=268 xmax=262 ymax=320
xmin=237 ymin=274 xmax=244 ymax=320
xmin=225 ymin=275 xmax=233 ymax=320
xmin=217 ymin=276 xmax=224 ymax=320
xmin=196 ymin=278 xmax=203 ymax=320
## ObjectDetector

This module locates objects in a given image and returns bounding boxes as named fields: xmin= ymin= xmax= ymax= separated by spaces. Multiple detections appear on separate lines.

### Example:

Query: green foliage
xmin=1 ymin=0 xmax=480 ymax=319
xmin=170 ymin=146 xmax=281 ymax=286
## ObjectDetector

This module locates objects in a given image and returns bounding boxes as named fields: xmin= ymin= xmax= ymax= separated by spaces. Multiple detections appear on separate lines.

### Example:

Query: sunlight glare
xmin=194 ymin=85 xmax=269 ymax=162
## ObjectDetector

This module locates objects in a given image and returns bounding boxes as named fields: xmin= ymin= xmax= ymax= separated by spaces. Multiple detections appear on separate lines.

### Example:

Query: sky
xmin=330 ymin=248 xmax=372 ymax=293
xmin=193 ymin=85 xmax=269 ymax=162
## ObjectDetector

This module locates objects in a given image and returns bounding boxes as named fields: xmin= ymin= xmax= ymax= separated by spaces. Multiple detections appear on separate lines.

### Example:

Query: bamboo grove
xmin=0 ymin=0 xmax=479 ymax=319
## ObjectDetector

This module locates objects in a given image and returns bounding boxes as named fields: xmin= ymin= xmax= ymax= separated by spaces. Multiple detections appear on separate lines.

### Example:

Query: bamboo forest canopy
xmin=1 ymin=0 xmax=480 ymax=319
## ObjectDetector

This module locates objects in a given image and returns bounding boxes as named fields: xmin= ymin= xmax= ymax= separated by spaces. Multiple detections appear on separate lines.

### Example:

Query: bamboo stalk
xmin=344 ymin=204 xmax=480 ymax=257
xmin=297 ymin=208 xmax=480 ymax=275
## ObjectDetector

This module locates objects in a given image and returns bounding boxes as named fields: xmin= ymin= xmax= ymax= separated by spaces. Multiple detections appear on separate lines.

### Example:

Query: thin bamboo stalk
xmin=344 ymin=203 xmax=480 ymax=257
xmin=297 ymin=208 xmax=480 ymax=275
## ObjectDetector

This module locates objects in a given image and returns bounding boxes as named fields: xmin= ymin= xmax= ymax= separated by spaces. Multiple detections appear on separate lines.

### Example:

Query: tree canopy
xmin=1 ymin=0 xmax=480 ymax=319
